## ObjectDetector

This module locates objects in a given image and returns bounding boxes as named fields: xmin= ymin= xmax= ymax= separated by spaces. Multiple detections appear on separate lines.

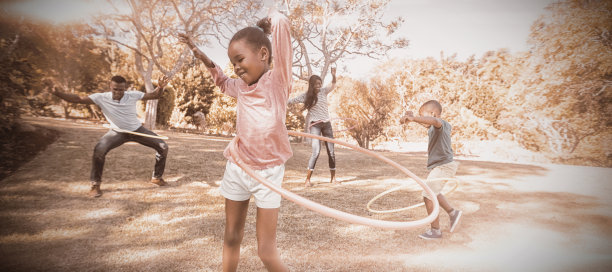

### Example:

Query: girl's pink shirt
xmin=207 ymin=11 xmax=293 ymax=170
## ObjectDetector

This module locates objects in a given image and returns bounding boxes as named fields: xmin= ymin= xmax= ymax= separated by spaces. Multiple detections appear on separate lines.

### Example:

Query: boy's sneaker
xmin=418 ymin=228 xmax=442 ymax=240
xmin=449 ymin=209 xmax=463 ymax=233
xmin=89 ymin=184 xmax=102 ymax=198
xmin=151 ymin=178 xmax=168 ymax=186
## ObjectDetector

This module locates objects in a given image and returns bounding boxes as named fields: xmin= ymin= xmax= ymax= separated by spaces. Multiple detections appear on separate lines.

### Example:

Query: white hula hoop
xmin=366 ymin=177 xmax=460 ymax=214
xmin=112 ymin=127 xmax=169 ymax=140
xmin=227 ymin=130 xmax=440 ymax=230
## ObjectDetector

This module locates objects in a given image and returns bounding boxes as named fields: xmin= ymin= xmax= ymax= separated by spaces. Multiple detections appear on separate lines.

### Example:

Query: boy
xmin=401 ymin=100 xmax=462 ymax=240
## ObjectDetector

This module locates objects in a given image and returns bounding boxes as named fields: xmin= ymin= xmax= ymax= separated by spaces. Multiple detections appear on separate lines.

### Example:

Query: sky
xmin=3 ymin=0 xmax=556 ymax=79
xmin=344 ymin=0 xmax=556 ymax=78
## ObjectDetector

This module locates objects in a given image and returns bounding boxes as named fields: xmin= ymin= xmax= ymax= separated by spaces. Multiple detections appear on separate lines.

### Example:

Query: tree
xmin=335 ymin=77 xmax=397 ymax=148
xmin=285 ymin=79 xmax=309 ymax=132
xmin=204 ymin=64 xmax=237 ymax=135
xmin=288 ymin=0 xmax=408 ymax=82
xmin=169 ymin=60 xmax=217 ymax=129
xmin=96 ymin=0 xmax=261 ymax=129
xmin=0 ymin=15 xmax=41 ymax=134
xmin=0 ymin=14 xmax=113 ymax=130
xmin=503 ymin=0 xmax=612 ymax=163
xmin=44 ymin=24 xmax=112 ymax=119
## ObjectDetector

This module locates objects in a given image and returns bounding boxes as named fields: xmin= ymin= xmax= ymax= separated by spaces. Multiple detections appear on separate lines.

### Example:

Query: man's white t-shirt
xmin=89 ymin=91 xmax=145 ymax=131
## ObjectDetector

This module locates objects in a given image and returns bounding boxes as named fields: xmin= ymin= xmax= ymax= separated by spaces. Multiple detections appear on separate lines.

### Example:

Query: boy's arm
xmin=401 ymin=111 xmax=443 ymax=128
xmin=142 ymin=76 xmax=170 ymax=100
xmin=178 ymin=33 xmax=215 ymax=68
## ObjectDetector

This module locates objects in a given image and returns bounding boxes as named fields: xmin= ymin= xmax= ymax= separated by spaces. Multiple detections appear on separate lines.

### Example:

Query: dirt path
xmin=1 ymin=117 xmax=611 ymax=271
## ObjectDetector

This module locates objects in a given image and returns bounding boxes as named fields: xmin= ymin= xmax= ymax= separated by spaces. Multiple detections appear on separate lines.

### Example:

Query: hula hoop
xmin=227 ymin=130 xmax=440 ymax=230
xmin=366 ymin=177 xmax=460 ymax=214
xmin=308 ymin=117 xmax=358 ymax=133
xmin=112 ymin=127 xmax=169 ymax=140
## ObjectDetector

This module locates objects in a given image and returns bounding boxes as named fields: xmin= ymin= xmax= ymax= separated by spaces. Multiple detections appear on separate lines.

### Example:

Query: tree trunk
xmin=62 ymin=104 xmax=70 ymax=119
xmin=140 ymin=62 xmax=155 ymax=129
xmin=356 ymin=134 xmax=365 ymax=148
xmin=144 ymin=99 xmax=158 ymax=130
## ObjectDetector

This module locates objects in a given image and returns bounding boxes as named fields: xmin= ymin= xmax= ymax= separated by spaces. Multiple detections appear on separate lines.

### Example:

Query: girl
xmin=288 ymin=68 xmax=338 ymax=187
xmin=179 ymin=8 xmax=291 ymax=272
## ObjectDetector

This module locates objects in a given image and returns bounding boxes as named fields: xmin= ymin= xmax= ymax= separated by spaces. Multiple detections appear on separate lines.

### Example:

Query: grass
xmin=0 ymin=117 xmax=611 ymax=271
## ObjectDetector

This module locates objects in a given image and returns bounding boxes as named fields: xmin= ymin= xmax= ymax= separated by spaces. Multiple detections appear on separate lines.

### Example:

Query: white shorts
xmin=220 ymin=161 xmax=285 ymax=209
xmin=422 ymin=161 xmax=460 ymax=200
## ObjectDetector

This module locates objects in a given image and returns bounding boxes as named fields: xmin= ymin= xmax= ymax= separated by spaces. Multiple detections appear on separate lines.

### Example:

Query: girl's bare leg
xmin=223 ymin=199 xmax=249 ymax=272
xmin=256 ymin=208 xmax=288 ymax=272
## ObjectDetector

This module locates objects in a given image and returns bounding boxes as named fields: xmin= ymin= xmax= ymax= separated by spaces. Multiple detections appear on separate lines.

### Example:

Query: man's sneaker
xmin=419 ymin=228 xmax=442 ymax=240
xmin=89 ymin=184 xmax=102 ymax=198
xmin=151 ymin=178 xmax=168 ymax=186
xmin=449 ymin=209 xmax=463 ymax=233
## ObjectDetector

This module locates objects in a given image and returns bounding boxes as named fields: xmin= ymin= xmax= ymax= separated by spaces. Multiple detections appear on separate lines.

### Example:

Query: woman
xmin=288 ymin=67 xmax=338 ymax=187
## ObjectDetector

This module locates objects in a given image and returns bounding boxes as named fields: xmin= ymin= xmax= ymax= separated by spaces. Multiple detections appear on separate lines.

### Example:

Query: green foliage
xmin=155 ymin=86 xmax=175 ymax=126
xmin=380 ymin=55 xmax=504 ymax=143
xmin=204 ymin=65 xmax=237 ymax=135
xmin=0 ymin=13 xmax=112 ymax=137
xmin=374 ymin=0 xmax=611 ymax=166
xmin=0 ymin=15 xmax=45 ymax=134
xmin=286 ymin=79 xmax=308 ymax=132
xmin=171 ymin=62 xmax=217 ymax=127
xmin=137 ymin=83 xmax=175 ymax=126
xmin=206 ymin=94 xmax=237 ymax=135
xmin=335 ymin=77 xmax=397 ymax=148
xmin=40 ymin=24 xmax=112 ymax=119
xmin=501 ymin=0 xmax=612 ymax=163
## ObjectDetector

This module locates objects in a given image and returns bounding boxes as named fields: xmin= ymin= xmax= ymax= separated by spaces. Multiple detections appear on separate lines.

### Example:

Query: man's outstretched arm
xmin=47 ymin=82 xmax=94 ymax=104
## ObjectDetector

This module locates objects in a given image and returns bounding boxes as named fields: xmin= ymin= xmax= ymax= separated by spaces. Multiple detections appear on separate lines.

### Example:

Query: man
xmin=48 ymin=75 xmax=170 ymax=197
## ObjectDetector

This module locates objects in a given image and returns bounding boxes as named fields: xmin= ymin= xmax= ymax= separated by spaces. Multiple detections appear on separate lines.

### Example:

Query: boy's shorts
xmin=220 ymin=160 xmax=285 ymax=209
xmin=422 ymin=161 xmax=460 ymax=200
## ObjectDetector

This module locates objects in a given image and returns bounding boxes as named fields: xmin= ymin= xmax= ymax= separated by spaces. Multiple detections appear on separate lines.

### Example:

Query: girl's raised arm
xmin=178 ymin=33 xmax=215 ymax=68
xmin=268 ymin=9 xmax=292 ymax=92
xmin=178 ymin=33 xmax=239 ymax=98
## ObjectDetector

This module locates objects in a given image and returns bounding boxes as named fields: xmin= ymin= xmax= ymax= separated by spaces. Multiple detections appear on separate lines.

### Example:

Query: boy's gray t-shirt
xmin=427 ymin=119 xmax=454 ymax=169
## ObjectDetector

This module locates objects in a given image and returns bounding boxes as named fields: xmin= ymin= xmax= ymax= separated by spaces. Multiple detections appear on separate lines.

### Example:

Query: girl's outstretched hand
xmin=178 ymin=33 xmax=215 ymax=68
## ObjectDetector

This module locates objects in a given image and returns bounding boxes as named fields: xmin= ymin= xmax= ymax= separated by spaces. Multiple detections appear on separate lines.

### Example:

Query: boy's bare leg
xmin=256 ymin=208 xmax=288 ymax=272
xmin=439 ymin=194 xmax=463 ymax=232
xmin=223 ymin=199 xmax=249 ymax=272
xmin=437 ymin=194 xmax=454 ymax=214
xmin=423 ymin=196 xmax=440 ymax=230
